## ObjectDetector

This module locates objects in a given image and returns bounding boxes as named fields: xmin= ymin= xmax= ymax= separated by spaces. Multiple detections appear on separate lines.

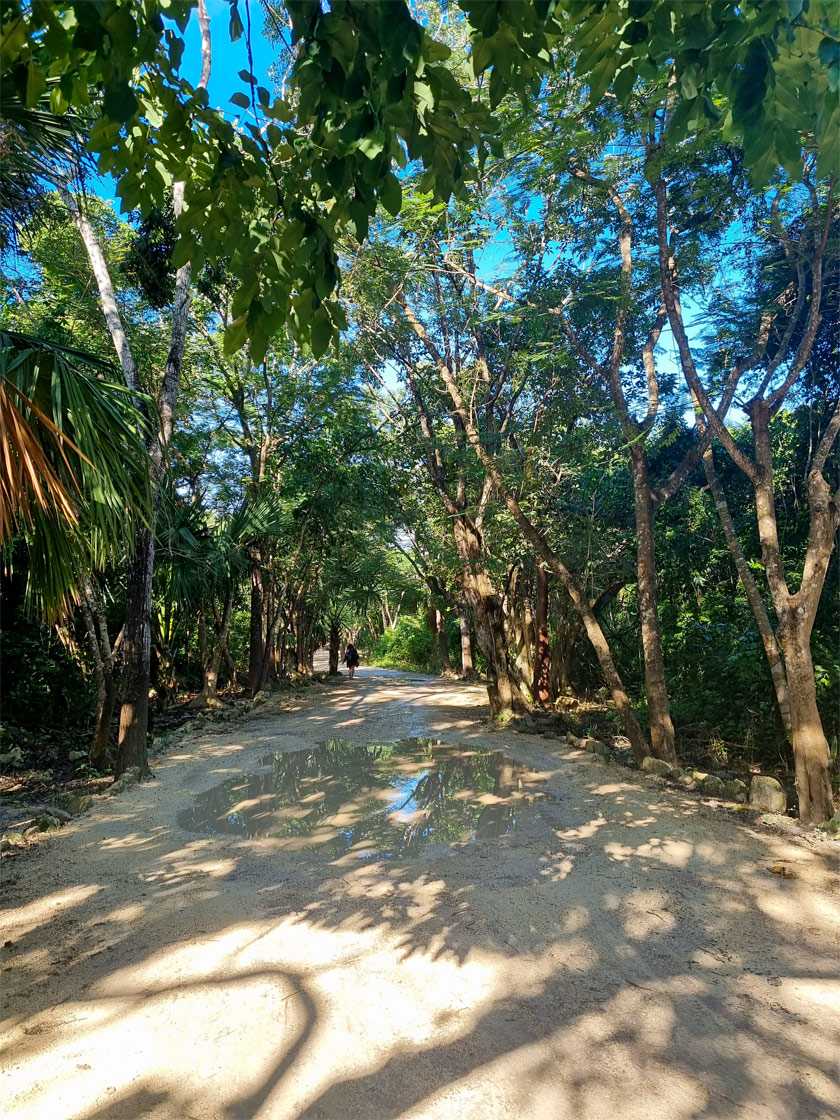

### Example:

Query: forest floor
xmin=1 ymin=658 xmax=838 ymax=1120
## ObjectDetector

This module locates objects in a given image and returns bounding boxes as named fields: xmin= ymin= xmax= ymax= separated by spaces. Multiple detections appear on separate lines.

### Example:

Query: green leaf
xmin=230 ymin=91 xmax=251 ymax=109
xmin=229 ymin=2 xmax=243 ymax=43
xmin=103 ymin=81 xmax=138 ymax=122
xmin=310 ymin=305 xmax=333 ymax=358
xmin=223 ymin=316 xmax=249 ymax=355
xmin=379 ymin=172 xmax=402 ymax=216
xmin=25 ymin=63 xmax=46 ymax=108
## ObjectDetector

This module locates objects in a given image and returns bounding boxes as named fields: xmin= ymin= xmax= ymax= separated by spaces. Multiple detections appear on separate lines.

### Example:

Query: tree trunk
xmin=436 ymin=608 xmax=452 ymax=674
xmin=532 ymin=563 xmax=551 ymax=707
xmin=247 ymin=549 xmax=265 ymax=695
xmin=257 ymin=607 xmax=284 ymax=693
xmin=701 ymin=446 xmax=793 ymax=739
xmin=91 ymin=676 xmax=118 ymax=770
xmin=457 ymin=598 xmax=475 ymax=678
xmin=781 ymin=625 xmax=834 ymax=825
xmin=79 ymin=582 xmax=118 ymax=769
xmin=198 ymin=592 xmax=233 ymax=704
xmin=509 ymin=568 xmax=534 ymax=695
xmin=749 ymin=402 xmax=837 ymax=824
xmin=116 ymin=525 xmax=155 ymax=776
xmin=453 ymin=516 xmax=525 ymax=717
xmin=328 ymin=619 xmax=340 ymax=674
xmin=630 ymin=445 xmax=677 ymax=765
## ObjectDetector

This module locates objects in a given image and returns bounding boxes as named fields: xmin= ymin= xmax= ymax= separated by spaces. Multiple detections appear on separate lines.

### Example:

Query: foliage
xmin=0 ymin=330 xmax=151 ymax=616
xmin=366 ymin=611 xmax=437 ymax=672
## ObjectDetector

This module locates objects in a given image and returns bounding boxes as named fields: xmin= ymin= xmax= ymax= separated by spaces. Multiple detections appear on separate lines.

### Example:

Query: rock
xmin=0 ymin=747 xmax=24 ymax=768
xmin=566 ymin=734 xmax=581 ymax=748
xmin=54 ymin=793 xmax=93 ymax=816
xmin=584 ymin=738 xmax=610 ymax=755
xmin=749 ymin=775 xmax=788 ymax=814
xmin=514 ymin=716 xmax=536 ymax=733
xmin=724 ymin=779 xmax=748 ymax=804
xmin=44 ymin=805 xmax=72 ymax=823
xmin=824 ymin=813 xmax=840 ymax=835
xmin=35 ymin=815 xmax=61 ymax=831
xmin=68 ymin=750 xmax=88 ymax=762
xmin=691 ymin=770 xmax=709 ymax=784
xmin=0 ymin=832 xmax=27 ymax=851
xmin=640 ymin=757 xmax=676 ymax=778
xmin=107 ymin=767 xmax=143 ymax=797
xmin=701 ymin=775 xmax=726 ymax=798
xmin=615 ymin=747 xmax=636 ymax=768
xmin=577 ymin=737 xmax=596 ymax=753
xmin=676 ymin=773 xmax=697 ymax=790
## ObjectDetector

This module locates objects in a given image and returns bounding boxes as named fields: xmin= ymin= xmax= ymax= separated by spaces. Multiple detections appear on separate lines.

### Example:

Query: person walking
xmin=343 ymin=642 xmax=360 ymax=679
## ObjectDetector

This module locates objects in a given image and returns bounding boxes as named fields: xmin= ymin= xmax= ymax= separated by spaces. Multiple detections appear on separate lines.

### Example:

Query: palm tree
xmin=0 ymin=85 xmax=151 ymax=618
xmin=0 ymin=330 xmax=150 ymax=616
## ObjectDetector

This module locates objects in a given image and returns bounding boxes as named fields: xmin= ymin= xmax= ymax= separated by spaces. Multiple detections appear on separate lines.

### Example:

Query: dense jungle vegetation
xmin=1 ymin=0 xmax=838 ymax=823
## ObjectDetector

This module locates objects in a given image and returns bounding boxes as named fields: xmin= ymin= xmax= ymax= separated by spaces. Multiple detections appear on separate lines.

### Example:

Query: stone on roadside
xmin=691 ymin=770 xmax=709 ymax=784
xmin=749 ymin=775 xmax=788 ymax=814
xmin=640 ymin=756 xmax=676 ymax=778
xmin=585 ymin=738 xmax=610 ymax=756
xmin=724 ymin=779 xmax=748 ymax=804
xmin=54 ymin=793 xmax=93 ymax=816
xmin=676 ymin=773 xmax=697 ymax=790
xmin=107 ymin=767 xmax=141 ymax=797
xmin=825 ymin=813 xmax=840 ymax=835
xmin=701 ymin=775 xmax=726 ymax=798
xmin=68 ymin=750 xmax=87 ymax=762
xmin=35 ymin=815 xmax=61 ymax=831
xmin=44 ymin=806 xmax=72 ymax=823
xmin=1 ymin=831 xmax=27 ymax=851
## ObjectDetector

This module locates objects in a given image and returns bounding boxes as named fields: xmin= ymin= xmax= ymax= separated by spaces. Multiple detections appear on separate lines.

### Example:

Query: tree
xmin=651 ymin=149 xmax=837 ymax=822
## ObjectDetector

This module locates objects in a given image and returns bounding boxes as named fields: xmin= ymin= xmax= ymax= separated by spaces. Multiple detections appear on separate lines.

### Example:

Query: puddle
xmin=178 ymin=738 xmax=550 ymax=860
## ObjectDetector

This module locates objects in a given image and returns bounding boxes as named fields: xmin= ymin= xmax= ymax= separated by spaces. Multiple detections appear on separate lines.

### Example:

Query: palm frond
xmin=0 ymin=331 xmax=151 ymax=617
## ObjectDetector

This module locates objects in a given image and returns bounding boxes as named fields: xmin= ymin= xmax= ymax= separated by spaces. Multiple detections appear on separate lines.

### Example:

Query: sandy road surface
xmin=2 ymin=663 xmax=838 ymax=1120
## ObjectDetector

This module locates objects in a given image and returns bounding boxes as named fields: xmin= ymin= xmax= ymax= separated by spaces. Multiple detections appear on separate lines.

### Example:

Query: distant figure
xmin=344 ymin=642 xmax=360 ymax=679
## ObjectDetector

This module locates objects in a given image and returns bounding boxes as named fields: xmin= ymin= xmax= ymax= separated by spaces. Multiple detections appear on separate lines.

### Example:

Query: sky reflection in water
xmin=177 ymin=738 xmax=549 ymax=860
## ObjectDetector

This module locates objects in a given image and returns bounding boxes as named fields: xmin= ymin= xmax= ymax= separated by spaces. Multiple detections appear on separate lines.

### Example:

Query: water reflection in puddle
xmin=178 ymin=738 xmax=549 ymax=860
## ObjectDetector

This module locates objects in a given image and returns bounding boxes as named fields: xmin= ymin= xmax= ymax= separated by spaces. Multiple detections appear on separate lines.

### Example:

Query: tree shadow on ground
xmin=2 ymin=703 xmax=837 ymax=1120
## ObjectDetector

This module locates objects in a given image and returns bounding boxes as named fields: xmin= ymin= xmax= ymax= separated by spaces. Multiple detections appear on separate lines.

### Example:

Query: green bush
xmin=365 ymin=613 xmax=436 ymax=672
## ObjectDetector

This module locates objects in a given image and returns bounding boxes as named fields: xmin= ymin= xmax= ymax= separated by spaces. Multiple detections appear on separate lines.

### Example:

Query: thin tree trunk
xmin=222 ymin=640 xmax=237 ymax=690
xmin=79 ymin=589 xmax=117 ymax=768
xmin=457 ymin=598 xmax=475 ymax=678
xmin=257 ymin=607 xmax=284 ymax=693
xmin=247 ymin=548 xmax=265 ymax=694
xmin=701 ymin=445 xmax=793 ymax=739
xmin=453 ymin=516 xmax=525 ymax=717
xmin=198 ymin=591 xmax=233 ymax=704
xmin=116 ymin=526 xmax=155 ymax=774
xmin=328 ymin=619 xmax=340 ymax=674
xmin=532 ymin=563 xmax=551 ymax=707
xmin=629 ymin=445 xmax=677 ymax=765
xmin=436 ymin=608 xmax=452 ymax=674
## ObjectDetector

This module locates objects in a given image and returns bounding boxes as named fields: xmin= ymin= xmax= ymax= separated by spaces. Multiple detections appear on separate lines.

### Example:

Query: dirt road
xmin=2 ymin=665 xmax=838 ymax=1119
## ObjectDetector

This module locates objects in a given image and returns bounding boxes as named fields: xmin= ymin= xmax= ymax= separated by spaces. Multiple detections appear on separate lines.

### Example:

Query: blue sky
xmin=179 ymin=0 xmax=276 ymax=110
